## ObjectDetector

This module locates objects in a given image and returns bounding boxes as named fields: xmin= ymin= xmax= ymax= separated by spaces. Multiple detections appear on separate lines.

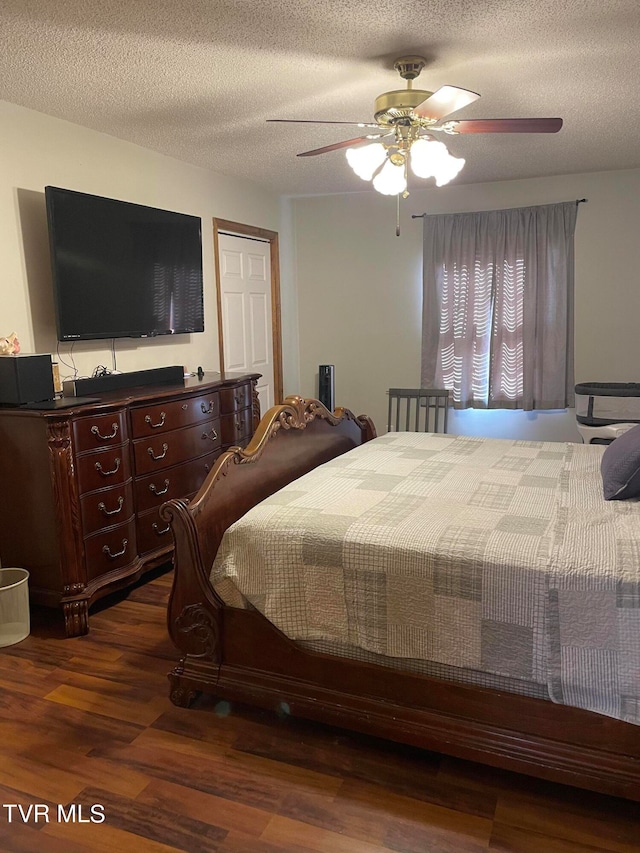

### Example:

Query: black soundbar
xmin=63 ymin=365 xmax=184 ymax=397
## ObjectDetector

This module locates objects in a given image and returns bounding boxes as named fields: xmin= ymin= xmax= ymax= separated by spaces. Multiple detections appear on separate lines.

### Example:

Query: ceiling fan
xmin=268 ymin=56 xmax=562 ymax=200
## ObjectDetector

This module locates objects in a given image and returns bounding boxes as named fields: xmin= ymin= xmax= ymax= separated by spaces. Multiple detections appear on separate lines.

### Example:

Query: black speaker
xmin=0 ymin=354 xmax=55 ymax=406
xmin=318 ymin=364 xmax=335 ymax=412
xmin=63 ymin=365 xmax=184 ymax=396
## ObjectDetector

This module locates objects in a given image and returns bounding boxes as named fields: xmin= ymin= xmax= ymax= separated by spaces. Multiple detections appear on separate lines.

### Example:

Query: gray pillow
xmin=600 ymin=424 xmax=640 ymax=500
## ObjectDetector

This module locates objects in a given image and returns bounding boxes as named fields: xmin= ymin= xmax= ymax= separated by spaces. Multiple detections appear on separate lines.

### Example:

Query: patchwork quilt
xmin=210 ymin=432 xmax=640 ymax=724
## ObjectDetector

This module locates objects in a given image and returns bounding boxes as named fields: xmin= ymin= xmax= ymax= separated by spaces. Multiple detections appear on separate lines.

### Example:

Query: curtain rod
xmin=411 ymin=198 xmax=588 ymax=219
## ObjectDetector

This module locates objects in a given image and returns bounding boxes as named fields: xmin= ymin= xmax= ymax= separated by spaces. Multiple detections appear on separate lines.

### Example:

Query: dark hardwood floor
xmin=0 ymin=569 xmax=638 ymax=852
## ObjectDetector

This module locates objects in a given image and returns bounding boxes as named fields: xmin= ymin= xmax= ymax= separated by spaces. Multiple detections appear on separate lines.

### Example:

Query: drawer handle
xmin=97 ymin=496 xmax=124 ymax=516
xmin=147 ymin=443 xmax=169 ymax=461
xmin=201 ymin=400 xmax=215 ymax=414
xmin=95 ymin=457 xmax=121 ymax=476
xmin=202 ymin=428 xmax=218 ymax=441
xmin=144 ymin=412 xmax=166 ymax=429
xmin=149 ymin=479 xmax=170 ymax=496
xmin=152 ymin=522 xmax=171 ymax=536
xmin=102 ymin=539 xmax=128 ymax=559
xmin=91 ymin=422 xmax=119 ymax=440
xmin=234 ymin=417 xmax=241 ymax=429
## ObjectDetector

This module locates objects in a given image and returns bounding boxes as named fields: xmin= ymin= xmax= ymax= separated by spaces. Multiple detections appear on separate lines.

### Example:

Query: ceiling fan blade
xmin=450 ymin=117 xmax=563 ymax=133
xmin=268 ymin=119 xmax=379 ymax=128
xmin=414 ymin=85 xmax=481 ymax=120
xmin=297 ymin=136 xmax=379 ymax=157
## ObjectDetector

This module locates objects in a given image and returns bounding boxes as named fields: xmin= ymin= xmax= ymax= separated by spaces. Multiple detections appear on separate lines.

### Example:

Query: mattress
xmin=210 ymin=432 xmax=640 ymax=724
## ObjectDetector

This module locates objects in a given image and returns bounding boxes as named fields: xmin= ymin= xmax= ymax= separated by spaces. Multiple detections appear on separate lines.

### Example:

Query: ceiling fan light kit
xmin=269 ymin=55 xmax=562 ymax=227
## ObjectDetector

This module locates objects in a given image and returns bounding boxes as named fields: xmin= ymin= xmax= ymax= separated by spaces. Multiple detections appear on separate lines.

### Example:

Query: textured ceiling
xmin=1 ymin=0 xmax=640 ymax=196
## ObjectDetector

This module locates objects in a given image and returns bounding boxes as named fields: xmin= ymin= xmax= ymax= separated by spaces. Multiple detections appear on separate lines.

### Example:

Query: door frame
xmin=213 ymin=218 xmax=284 ymax=406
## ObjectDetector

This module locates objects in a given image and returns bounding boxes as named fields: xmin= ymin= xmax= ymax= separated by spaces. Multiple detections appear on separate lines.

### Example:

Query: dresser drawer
xmin=134 ymin=451 xmax=220 ymax=513
xmin=76 ymin=445 xmax=132 ymax=494
xmin=133 ymin=419 xmax=221 ymax=475
xmin=221 ymin=407 xmax=253 ymax=447
xmin=84 ymin=516 xmax=137 ymax=582
xmin=136 ymin=501 xmax=195 ymax=555
xmin=80 ymin=479 xmax=134 ymax=536
xmin=220 ymin=382 xmax=252 ymax=414
xmin=131 ymin=392 xmax=221 ymax=438
xmin=73 ymin=410 xmax=128 ymax=452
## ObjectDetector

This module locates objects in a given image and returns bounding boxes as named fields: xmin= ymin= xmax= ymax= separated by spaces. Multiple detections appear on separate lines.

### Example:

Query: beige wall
xmin=292 ymin=168 xmax=640 ymax=440
xmin=0 ymin=100 xmax=289 ymax=387
xmin=4 ymin=96 xmax=638 ymax=442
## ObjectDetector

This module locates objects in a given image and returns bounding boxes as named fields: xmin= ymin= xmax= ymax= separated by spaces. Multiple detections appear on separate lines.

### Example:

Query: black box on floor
xmin=0 ymin=354 xmax=55 ymax=406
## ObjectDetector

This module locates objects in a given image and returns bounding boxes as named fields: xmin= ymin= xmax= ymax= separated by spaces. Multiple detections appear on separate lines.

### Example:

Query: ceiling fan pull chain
xmin=396 ymin=192 xmax=401 ymax=237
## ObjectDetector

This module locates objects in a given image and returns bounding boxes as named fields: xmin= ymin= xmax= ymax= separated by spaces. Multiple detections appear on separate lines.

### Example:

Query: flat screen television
xmin=45 ymin=186 xmax=204 ymax=341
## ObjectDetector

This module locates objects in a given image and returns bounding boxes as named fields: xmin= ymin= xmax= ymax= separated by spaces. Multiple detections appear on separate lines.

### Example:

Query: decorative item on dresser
xmin=0 ymin=371 xmax=260 ymax=637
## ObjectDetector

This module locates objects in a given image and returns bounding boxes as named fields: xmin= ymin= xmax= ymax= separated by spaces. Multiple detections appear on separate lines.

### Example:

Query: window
xmin=421 ymin=202 xmax=578 ymax=411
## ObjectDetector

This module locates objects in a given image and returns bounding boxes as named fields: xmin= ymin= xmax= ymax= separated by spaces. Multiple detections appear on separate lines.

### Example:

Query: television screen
xmin=45 ymin=187 xmax=204 ymax=341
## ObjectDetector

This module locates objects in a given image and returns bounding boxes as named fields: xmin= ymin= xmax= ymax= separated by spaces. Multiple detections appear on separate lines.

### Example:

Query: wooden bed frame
xmin=162 ymin=396 xmax=640 ymax=802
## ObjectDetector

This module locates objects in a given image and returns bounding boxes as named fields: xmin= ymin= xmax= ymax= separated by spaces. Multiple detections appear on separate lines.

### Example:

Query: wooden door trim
xmin=213 ymin=218 xmax=283 ymax=406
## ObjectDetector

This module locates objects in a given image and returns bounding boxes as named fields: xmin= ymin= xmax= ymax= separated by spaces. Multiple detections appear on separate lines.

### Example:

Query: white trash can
xmin=0 ymin=568 xmax=30 ymax=647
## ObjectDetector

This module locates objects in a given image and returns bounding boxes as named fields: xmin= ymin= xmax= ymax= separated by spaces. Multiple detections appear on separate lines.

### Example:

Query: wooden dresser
xmin=0 ymin=371 xmax=260 ymax=636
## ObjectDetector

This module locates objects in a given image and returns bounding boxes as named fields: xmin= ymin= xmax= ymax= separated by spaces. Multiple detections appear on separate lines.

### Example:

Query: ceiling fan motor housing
xmin=374 ymin=89 xmax=433 ymax=125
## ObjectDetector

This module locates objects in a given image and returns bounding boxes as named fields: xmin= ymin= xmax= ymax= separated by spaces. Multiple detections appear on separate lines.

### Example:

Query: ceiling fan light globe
xmin=410 ymin=138 xmax=465 ymax=186
xmin=434 ymin=164 xmax=464 ymax=186
xmin=433 ymin=153 xmax=465 ymax=186
xmin=409 ymin=138 xmax=444 ymax=177
xmin=372 ymin=159 xmax=407 ymax=195
xmin=345 ymin=143 xmax=386 ymax=180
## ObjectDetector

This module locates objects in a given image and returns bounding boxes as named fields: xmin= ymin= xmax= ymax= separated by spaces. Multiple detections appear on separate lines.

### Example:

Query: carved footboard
xmin=161 ymin=396 xmax=376 ymax=706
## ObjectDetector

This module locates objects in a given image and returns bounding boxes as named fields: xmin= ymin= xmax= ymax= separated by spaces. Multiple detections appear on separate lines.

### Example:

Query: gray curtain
xmin=421 ymin=201 xmax=578 ymax=410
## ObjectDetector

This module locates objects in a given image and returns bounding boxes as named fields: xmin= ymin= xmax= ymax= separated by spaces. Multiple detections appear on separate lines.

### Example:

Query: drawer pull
xmin=91 ymin=422 xmax=118 ymax=440
xmin=234 ymin=417 xmax=241 ymax=429
xmin=182 ymin=404 xmax=188 ymax=410
xmin=149 ymin=479 xmax=170 ymax=496
xmin=97 ymin=496 xmax=124 ymax=516
xmin=202 ymin=428 xmax=218 ymax=441
xmin=152 ymin=522 xmax=170 ymax=536
xmin=95 ymin=457 xmax=121 ymax=476
xmin=201 ymin=400 xmax=215 ymax=414
xmin=147 ymin=443 xmax=169 ymax=461
xmin=102 ymin=539 xmax=128 ymax=559
xmin=144 ymin=412 xmax=166 ymax=429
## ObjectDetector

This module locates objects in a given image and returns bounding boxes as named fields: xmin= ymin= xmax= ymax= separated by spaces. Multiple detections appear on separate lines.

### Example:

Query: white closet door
xmin=218 ymin=233 xmax=274 ymax=413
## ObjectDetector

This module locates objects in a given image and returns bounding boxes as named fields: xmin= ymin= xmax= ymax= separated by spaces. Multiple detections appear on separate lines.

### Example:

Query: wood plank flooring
xmin=0 ymin=569 xmax=638 ymax=852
